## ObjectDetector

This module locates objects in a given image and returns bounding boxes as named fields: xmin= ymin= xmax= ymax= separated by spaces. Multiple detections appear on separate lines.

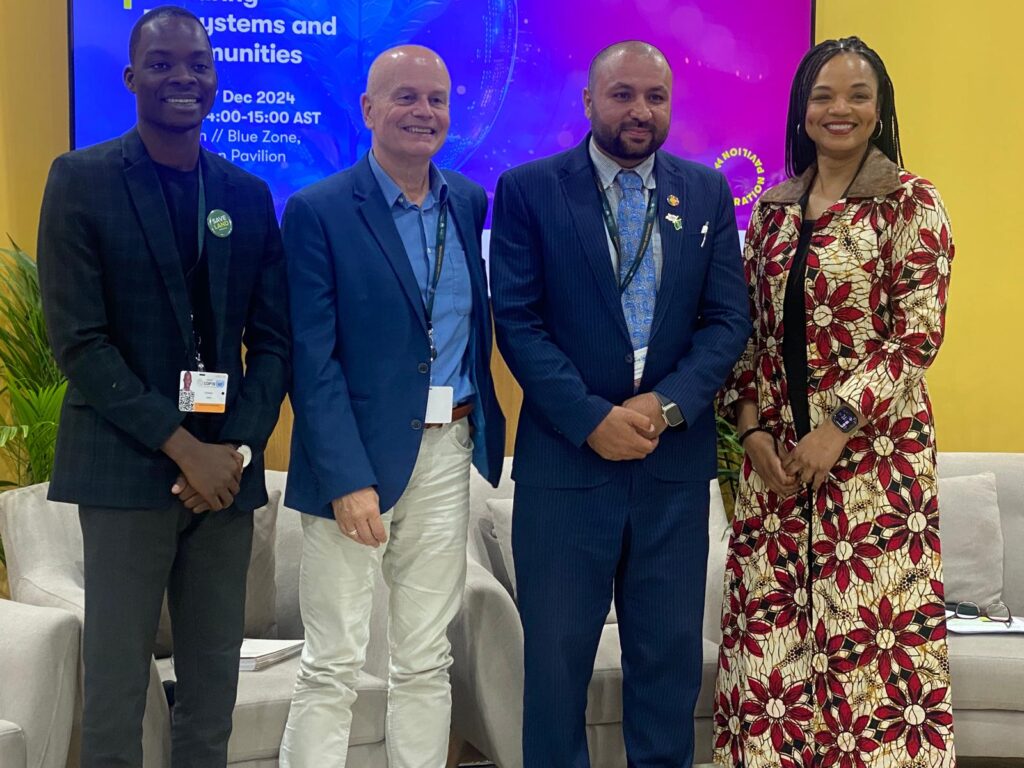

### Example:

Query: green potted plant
xmin=716 ymin=414 xmax=743 ymax=520
xmin=0 ymin=240 xmax=67 ymax=598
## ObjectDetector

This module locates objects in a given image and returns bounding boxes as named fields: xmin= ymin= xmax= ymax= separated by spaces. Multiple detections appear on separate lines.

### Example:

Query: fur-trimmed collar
xmin=760 ymin=146 xmax=904 ymax=204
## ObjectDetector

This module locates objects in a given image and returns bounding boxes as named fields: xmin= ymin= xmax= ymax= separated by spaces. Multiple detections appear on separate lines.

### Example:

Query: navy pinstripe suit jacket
xmin=490 ymin=138 xmax=751 ymax=488
xmin=38 ymin=129 xmax=290 ymax=511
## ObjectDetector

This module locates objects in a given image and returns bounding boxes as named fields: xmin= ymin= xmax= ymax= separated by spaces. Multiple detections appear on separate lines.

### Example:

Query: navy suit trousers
xmin=513 ymin=468 xmax=710 ymax=768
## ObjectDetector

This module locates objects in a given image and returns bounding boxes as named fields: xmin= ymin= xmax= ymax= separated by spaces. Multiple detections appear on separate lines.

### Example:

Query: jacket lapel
xmin=447 ymin=191 xmax=488 ymax=320
xmin=649 ymin=153 xmax=686 ymax=342
xmin=560 ymin=143 xmax=630 ymax=343
xmin=121 ymin=129 xmax=193 ymax=352
xmin=353 ymin=156 xmax=427 ymax=334
xmin=200 ymin=151 xmax=235 ymax=358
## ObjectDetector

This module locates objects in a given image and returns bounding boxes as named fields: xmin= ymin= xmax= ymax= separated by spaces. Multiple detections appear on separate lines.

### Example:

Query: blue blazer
xmin=283 ymin=154 xmax=505 ymax=517
xmin=490 ymin=138 xmax=751 ymax=488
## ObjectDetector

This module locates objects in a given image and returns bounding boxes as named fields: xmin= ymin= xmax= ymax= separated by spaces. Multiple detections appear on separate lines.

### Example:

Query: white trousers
xmin=279 ymin=419 xmax=473 ymax=768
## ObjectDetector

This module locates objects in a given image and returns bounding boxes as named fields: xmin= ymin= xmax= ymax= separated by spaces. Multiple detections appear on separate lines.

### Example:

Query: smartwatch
xmin=654 ymin=392 xmax=686 ymax=429
xmin=830 ymin=404 xmax=859 ymax=434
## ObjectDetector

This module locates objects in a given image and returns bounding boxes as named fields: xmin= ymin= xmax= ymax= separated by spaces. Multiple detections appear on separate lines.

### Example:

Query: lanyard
xmin=593 ymin=170 xmax=658 ymax=294
xmin=424 ymin=201 xmax=448 ymax=361
xmin=190 ymin=164 xmax=208 ymax=370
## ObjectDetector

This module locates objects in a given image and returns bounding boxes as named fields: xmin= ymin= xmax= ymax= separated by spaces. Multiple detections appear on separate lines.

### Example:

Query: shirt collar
xmin=368 ymin=150 xmax=449 ymax=210
xmin=588 ymin=136 xmax=656 ymax=191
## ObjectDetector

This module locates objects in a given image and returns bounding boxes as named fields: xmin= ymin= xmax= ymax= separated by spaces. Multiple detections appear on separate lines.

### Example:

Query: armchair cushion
xmin=939 ymin=472 xmax=1004 ymax=606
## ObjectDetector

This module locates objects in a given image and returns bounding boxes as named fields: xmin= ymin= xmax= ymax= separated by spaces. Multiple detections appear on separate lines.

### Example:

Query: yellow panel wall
xmin=816 ymin=1 xmax=1023 ymax=451
xmin=0 ymin=0 xmax=1019 ymax=453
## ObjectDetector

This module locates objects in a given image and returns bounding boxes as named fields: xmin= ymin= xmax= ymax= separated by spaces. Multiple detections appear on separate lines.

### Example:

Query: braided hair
xmin=785 ymin=36 xmax=902 ymax=177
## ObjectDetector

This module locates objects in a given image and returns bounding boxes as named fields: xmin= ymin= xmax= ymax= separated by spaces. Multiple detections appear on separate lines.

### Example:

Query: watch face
xmin=662 ymin=403 xmax=684 ymax=428
xmin=831 ymin=406 xmax=858 ymax=433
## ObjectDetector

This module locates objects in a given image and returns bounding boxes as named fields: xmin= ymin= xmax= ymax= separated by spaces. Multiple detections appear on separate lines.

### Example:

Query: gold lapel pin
xmin=666 ymin=194 xmax=680 ymax=207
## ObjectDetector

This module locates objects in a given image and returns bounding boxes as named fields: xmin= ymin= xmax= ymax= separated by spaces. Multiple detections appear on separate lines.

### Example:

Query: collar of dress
xmin=760 ymin=145 xmax=904 ymax=204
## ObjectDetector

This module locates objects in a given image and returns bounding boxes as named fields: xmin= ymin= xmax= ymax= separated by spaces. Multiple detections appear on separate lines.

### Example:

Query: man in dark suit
xmin=278 ymin=46 xmax=504 ymax=766
xmin=490 ymin=41 xmax=751 ymax=767
xmin=37 ymin=7 xmax=289 ymax=767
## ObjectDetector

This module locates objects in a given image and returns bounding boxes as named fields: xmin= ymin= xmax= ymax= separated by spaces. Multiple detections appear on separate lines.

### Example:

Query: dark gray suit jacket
xmin=38 ymin=128 xmax=290 ymax=510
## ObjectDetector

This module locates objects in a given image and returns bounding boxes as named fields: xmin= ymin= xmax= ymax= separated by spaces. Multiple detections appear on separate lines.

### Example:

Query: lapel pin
xmin=207 ymin=209 xmax=233 ymax=238
xmin=665 ymin=213 xmax=682 ymax=231
xmin=666 ymin=194 xmax=680 ymax=207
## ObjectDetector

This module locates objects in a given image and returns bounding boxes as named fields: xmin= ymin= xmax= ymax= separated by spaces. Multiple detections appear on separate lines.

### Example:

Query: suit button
xmin=625 ymin=353 xmax=633 ymax=364
xmin=411 ymin=419 xmax=423 ymax=430
xmin=418 ymin=363 xmax=429 ymax=374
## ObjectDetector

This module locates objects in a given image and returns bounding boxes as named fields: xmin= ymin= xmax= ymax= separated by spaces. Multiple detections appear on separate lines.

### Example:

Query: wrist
xmin=738 ymin=425 xmax=771 ymax=447
xmin=162 ymin=427 xmax=201 ymax=469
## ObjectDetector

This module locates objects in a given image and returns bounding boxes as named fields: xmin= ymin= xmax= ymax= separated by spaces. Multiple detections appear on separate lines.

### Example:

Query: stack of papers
xmin=944 ymin=611 xmax=1024 ymax=635
xmin=239 ymin=639 xmax=304 ymax=671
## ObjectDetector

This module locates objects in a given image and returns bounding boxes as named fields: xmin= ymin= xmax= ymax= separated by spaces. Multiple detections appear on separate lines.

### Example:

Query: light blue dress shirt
xmin=368 ymin=151 xmax=475 ymax=404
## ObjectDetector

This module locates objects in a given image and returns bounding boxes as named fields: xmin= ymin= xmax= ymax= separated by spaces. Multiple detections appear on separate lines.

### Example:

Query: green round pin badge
xmin=206 ymin=209 xmax=233 ymax=238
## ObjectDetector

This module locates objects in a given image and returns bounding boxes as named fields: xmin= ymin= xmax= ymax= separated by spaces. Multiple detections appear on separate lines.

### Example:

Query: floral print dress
xmin=714 ymin=148 xmax=956 ymax=768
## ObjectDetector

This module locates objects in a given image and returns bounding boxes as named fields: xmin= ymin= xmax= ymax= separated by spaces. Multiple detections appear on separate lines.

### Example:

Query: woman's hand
xmin=744 ymin=431 xmax=801 ymax=497
xmin=782 ymin=423 xmax=849 ymax=491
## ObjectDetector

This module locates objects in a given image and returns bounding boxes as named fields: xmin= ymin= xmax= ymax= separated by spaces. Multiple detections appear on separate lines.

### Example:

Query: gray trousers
xmin=78 ymin=501 xmax=253 ymax=768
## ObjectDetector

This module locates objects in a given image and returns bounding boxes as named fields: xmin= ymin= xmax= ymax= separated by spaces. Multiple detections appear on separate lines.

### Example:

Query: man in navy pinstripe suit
xmin=490 ymin=41 xmax=751 ymax=767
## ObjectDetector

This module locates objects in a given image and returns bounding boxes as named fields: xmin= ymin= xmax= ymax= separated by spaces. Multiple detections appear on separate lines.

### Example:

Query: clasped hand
xmin=586 ymin=394 xmax=665 ymax=461
xmin=780 ymin=423 xmax=848 ymax=491
xmin=172 ymin=442 xmax=244 ymax=513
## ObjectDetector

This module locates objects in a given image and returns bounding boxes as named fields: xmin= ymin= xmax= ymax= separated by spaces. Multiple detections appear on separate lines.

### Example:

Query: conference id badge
xmin=424 ymin=385 xmax=454 ymax=424
xmin=633 ymin=346 xmax=648 ymax=389
xmin=178 ymin=371 xmax=229 ymax=413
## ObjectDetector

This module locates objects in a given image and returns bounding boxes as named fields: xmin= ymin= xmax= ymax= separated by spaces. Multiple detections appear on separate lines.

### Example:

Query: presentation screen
xmin=70 ymin=0 xmax=813 ymax=226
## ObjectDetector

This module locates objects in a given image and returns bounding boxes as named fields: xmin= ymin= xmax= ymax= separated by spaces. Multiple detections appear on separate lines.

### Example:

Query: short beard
xmin=591 ymin=120 xmax=667 ymax=164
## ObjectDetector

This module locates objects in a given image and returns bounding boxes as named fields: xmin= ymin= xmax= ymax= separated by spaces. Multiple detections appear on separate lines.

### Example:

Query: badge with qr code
xmin=178 ymin=370 xmax=229 ymax=413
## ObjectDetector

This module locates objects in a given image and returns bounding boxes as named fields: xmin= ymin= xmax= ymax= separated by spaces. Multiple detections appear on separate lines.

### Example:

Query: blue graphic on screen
xmin=71 ymin=0 xmax=812 ymax=225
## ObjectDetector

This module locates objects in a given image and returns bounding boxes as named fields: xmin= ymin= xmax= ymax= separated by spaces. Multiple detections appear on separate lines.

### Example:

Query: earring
xmin=872 ymin=119 xmax=884 ymax=140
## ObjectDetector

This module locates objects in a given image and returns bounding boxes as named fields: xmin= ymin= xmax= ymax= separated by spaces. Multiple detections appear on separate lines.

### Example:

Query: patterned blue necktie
xmin=616 ymin=170 xmax=657 ymax=351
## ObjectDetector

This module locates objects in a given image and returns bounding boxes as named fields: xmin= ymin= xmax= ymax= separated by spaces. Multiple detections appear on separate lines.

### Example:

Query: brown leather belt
xmin=425 ymin=401 xmax=474 ymax=428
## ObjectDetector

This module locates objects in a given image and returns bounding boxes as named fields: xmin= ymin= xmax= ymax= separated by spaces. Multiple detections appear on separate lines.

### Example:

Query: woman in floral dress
xmin=714 ymin=37 xmax=956 ymax=767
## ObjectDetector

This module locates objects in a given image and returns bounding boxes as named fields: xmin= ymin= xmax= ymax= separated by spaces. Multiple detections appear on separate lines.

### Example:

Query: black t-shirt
xmin=783 ymin=213 xmax=815 ymax=440
xmin=153 ymin=160 xmax=216 ymax=373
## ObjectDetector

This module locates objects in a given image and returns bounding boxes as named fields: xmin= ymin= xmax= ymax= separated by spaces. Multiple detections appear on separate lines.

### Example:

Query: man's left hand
xmin=781 ymin=423 xmax=848 ymax=491
xmin=622 ymin=393 xmax=667 ymax=438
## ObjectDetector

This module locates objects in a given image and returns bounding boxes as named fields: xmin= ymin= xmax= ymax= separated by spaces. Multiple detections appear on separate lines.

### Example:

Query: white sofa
xmin=0 ymin=598 xmax=79 ymax=768
xmin=3 ymin=453 xmax=1023 ymax=766
xmin=450 ymin=453 xmax=1024 ymax=766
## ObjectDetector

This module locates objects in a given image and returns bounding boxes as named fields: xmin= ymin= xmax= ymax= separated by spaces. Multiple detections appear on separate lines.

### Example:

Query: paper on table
xmin=944 ymin=611 xmax=1024 ymax=634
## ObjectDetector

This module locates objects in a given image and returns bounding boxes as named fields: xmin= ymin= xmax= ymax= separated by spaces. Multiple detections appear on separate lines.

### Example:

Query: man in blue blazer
xmin=490 ymin=41 xmax=750 ymax=767
xmin=279 ymin=45 xmax=504 ymax=767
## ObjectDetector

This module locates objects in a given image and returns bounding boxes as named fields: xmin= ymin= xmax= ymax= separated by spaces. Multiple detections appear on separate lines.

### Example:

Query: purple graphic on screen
xmin=70 ymin=0 xmax=812 ymax=227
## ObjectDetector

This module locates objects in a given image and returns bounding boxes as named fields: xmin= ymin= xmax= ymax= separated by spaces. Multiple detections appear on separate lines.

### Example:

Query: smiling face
xmin=584 ymin=48 xmax=672 ymax=167
xmin=361 ymin=47 xmax=451 ymax=168
xmin=124 ymin=15 xmax=216 ymax=134
xmin=804 ymin=52 xmax=880 ymax=161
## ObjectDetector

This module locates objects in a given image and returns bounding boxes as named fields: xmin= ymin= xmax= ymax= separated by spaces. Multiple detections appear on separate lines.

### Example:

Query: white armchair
xmin=0 ymin=598 xmax=79 ymax=768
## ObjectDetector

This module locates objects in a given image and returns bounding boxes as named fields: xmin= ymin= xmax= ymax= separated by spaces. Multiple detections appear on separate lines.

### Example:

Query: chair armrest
xmin=0 ymin=720 xmax=27 ymax=768
xmin=449 ymin=560 xmax=524 ymax=768
xmin=0 ymin=600 xmax=79 ymax=768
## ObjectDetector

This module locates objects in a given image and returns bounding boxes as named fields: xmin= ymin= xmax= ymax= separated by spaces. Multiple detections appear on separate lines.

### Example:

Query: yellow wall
xmin=1 ymin=0 xmax=1020 ymax=452
xmin=816 ymin=1 xmax=1024 ymax=451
